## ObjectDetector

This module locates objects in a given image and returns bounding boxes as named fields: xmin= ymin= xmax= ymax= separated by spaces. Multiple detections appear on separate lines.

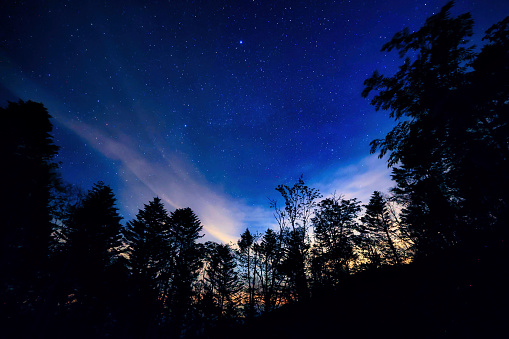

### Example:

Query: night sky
xmin=2 ymin=0 xmax=508 ymax=243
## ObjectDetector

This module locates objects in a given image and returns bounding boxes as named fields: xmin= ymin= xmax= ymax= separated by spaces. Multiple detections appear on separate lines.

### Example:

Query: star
xmin=2 ymin=0 xmax=506 ymax=241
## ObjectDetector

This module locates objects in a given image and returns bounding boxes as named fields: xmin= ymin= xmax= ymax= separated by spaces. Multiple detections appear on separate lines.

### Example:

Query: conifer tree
xmin=237 ymin=228 xmax=258 ymax=317
xmin=204 ymin=242 xmax=241 ymax=320
xmin=256 ymin=228 xmax=282 ymax=313
xmin=125 ymin=197 xmax=170 ymax=291
xmin=124 ymin=197 xmax=171 ymax=335
xmin=65 ymin=182 xmax=123 ymax=305
xmin=1 ymin=100 xmax=59 ymax=309
xmin=166 ymin=207 xmax=204 ymax=332
xmin=361 ymin=191 xmax=401 ymax=265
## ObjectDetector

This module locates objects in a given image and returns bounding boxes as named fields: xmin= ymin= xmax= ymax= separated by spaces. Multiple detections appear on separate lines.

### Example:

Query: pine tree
xmin=166 ymin=207 xmax=204 ymax=333
xmin=0 ymin=100 xmax=59 ymax=308
xmin=256 ymin=228 xmax=282 ymax=313
xmin=237 ymin=228 xmax=257 ymax=317
xmin=65 ymin=182 xmax=124 ymax=306
xmin=124 ymin=197 xmax=171 ymax=335
xmin=361 ymin=191 xmax=401 ymax=266
xmin=204 ymin=242 xmax=241 ymax=320
xmin=0 ymin=100 xmax=59 ymax=336
xmin=125 ymin=197 xmax=170 ymax=291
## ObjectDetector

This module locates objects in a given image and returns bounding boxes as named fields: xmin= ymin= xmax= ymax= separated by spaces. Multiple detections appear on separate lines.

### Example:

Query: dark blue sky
xmin=2 ymin=0 xmax=508 ymax=242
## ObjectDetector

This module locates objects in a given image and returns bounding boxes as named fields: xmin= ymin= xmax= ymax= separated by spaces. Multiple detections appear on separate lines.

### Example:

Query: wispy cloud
xmin=60 ymin=119 xmax=273 ymax=243
xmin=0 ymin=65 xmax=277 ymax=243
xmin=313 ymin=154 xmax=393 ymax=205
xmin=2 ymin=62 xmax=393 ymax=241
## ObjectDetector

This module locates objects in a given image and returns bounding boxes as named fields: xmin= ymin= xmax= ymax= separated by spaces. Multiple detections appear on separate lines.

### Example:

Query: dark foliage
xmin=362 ymin=1 xmax=509 ymax=256
xmin=311 ymin=195 xmax=361 ymax=291
xmin=0 ymin=100 xmax=59 ymax=337
xmin=56 ymin=181 xmax=126 ymax=337
xmin=237 ymin=228 xmax=257 ymax=317
xmin=220 ymin=245 xmax=509 ymax=339
xmin=360 ymin=191 xmax=401 ymax=265
xmin=270 ymin=176 xmax=321 ymax=303
xmin=2 ymin=3 xmax=508 ymax=338
xmin=202 ymin=242 xmax=241 ymax=321
xmin=124 ymin=197 xmax=172 ymax=337
xmin=165 ymin=207 xmax=204 ymax=336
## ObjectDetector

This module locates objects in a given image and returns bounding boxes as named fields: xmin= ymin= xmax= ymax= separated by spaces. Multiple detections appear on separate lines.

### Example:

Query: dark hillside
xmin=215 ymin=243 xmax=509 ymax=339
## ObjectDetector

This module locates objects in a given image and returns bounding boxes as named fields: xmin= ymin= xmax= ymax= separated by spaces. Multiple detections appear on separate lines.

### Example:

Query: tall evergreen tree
xmin=237 ymin=228 xmax=258 ymax=317
xmin=361 ymin=191 xmax=401 ymax=266
xmin=1 ymin=100 xmax=59 ymax=293
xmin=64 ymin=182 xmax=124 ymax=310
xmin=0 ymin=100 xmax=60 ymax=335
xmin=203 ymin=242 xmax=241 ymax=320
xmin=165 ymin=207 xmax=204 ymax=333
xmin=125 ymin=197 xmax=170 ymax=290
xmin=124 ymin=197 xmax=171 ymax=336
xmin=458 ymin=16 xmax=509 ymax=242
xmin=255 ymin=228 xmax=282 ymax=313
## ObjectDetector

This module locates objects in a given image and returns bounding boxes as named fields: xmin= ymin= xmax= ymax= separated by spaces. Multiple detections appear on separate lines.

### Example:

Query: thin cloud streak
xmin=62 ymin=119 xmax=273 ymax=244
xmin=2 ymin=62 xmax=393 ymax=241
xmin=314 ymin=154 xmax=393 ymax=205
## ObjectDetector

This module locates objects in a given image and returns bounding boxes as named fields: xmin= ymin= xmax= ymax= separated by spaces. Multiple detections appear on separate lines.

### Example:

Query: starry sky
xmin=2 ymin=0 xmax=508 ymax=243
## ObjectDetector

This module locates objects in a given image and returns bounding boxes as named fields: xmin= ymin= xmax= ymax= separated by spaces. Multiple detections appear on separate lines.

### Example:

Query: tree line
xmin=1 ymin=2 xmax=507 ymax=338
xmin=0 ymin=102 xmax=412 ymax=337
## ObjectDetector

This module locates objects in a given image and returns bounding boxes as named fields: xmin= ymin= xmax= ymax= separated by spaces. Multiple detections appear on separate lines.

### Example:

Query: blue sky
xmin=2 ymin=0 xmax=508 ymax=242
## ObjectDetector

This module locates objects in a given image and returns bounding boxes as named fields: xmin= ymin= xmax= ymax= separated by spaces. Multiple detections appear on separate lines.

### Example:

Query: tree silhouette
xmin=360 ymin=191 xmax=401 ymax=266
xmin=311 ymin=195 xmax=361 ymax=291
xmin=124 ymin=197 xmax=171 ymax=336
xmin=0 ymin=100 xmax=59 ymax=334
xmin=165 ymin=207 xmax=204 ymax=335
xmin=66 ymin=182 xmax=123 ymax=268
xmin=270 ymin=176 xmax=321 ymax=303
xmin=49 ymin=183 xmax=85 ymax=254
xmin=255 ymin=228 xmax=283 ymax=313
xmin=458 ymin=16 xmax=509 ymax=243
xmin=63 ymin=181 xmax=124 ymax=331
xmin=237 ymin=228 xmax=258 ymax=317
xmin=362 ymin=1 xmax=509 ymax=255
xmin=126 ymin=197 xmax=170 ymax=286
xmin=203 ymin=242 xmax=241 ymax=321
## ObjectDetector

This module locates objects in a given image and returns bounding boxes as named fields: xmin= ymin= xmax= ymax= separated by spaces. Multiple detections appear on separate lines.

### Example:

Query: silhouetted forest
xmin=1 ymin=3 xmax=508 ymax=338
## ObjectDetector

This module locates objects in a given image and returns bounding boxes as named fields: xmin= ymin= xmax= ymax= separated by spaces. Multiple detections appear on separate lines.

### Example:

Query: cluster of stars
xmin=2 ymin=0 xmax=506 ymax=221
